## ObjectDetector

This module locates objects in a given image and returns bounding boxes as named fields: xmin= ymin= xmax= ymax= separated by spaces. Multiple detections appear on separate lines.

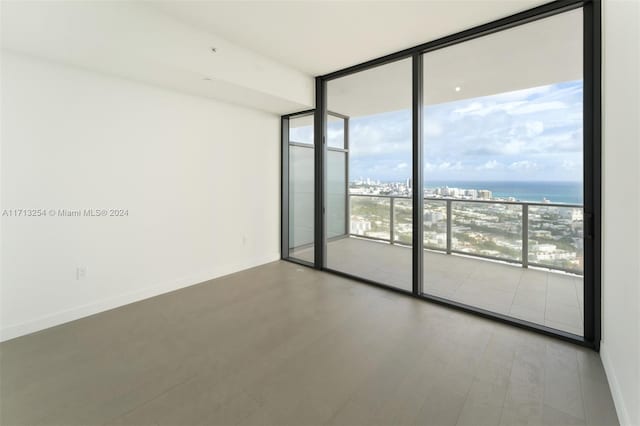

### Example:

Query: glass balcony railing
xmin=452 ymin=201 xmax=523 ymax=263
xmin=348 ymin=194 xmax=584 ymax=275
xmin=349 ymin=195 xmax=391 ymax=240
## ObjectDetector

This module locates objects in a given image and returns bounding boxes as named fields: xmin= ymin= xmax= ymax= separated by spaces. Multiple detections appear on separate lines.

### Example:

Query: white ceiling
xmin=150 ymin=0 xmax=549 ymax=76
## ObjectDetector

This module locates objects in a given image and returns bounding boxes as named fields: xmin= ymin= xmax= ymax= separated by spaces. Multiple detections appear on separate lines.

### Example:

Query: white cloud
xmin=424 ymin=161 xmax=463 ymax=171
xmin=524 ymin=121 xmax=544 ymax=136
xmin=510 ymin=101 xmax=567 ymax=115
xmin=396 ymin=162 xmax=408 ymax=170
xmin=452 ymin=98 xmax=568 ymax=120
xmin=349 ymin=115 xmax=412 ymax=156
xmin=453 ymin=102 xmax=484 ymax=115
xmin=508 ymin=160 xmax=539 ymax=171
xmin=453 ymin=101 xmax=525 ymax=117
xmin=489 ymin=85 xmax=552 ymax=102
xmin=503 ymin=139 xmax=526 ymax=155
xmin=534 ymin=130 xmax=582 ymax=153
xmin=438 ymin=161 xmax=463 ymax=171
xmin=477 ymin=160 xmax=500 ymax=170
xmin=562 ymin=160 xmax=579 ymax=170
xmin=425 ymin=120 xmax=443 ymax=137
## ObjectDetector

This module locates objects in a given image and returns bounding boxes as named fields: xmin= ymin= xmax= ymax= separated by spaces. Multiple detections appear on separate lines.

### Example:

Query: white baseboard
xmin=0 ymin=253 xmax=280 ymax=342
xmin=600 ymin=342 xmax=633 ymax=426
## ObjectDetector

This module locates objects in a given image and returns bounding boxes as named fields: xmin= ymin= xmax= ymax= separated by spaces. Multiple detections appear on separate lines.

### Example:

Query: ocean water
xmin=424 ymin=181 xmax=583 ymax=204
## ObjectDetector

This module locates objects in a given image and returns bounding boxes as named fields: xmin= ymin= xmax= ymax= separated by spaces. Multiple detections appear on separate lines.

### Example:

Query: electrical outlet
xmin=76 ymin=266 xmax=88 ymax=280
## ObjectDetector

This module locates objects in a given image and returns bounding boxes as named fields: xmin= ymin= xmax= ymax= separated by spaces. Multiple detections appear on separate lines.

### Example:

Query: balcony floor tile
xmin=295 ymin=237 xmax=584 ymax=336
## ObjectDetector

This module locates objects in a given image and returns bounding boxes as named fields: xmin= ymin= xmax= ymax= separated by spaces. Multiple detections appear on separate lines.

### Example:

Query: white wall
xmin=0 ymin=51 xmax=281 ymax=341
xmin=601 ymin=1 xmax=640 ymax=425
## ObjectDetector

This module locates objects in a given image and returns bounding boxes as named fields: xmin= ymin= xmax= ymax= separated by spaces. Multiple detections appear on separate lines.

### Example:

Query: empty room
xmin=1 ymin=0 xmax=638 ymax=425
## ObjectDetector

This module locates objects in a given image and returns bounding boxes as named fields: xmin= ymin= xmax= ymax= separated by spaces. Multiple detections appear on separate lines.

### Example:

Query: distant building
xmin=442 ymin=186 xmax=462 ymax=197
xmin=478 ymin=190 xmax=492 ymax=199
xmin=571 ymin=209 xmax=583 ymax=221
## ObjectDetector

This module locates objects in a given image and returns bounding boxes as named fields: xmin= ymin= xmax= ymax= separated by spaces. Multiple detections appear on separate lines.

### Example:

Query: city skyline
xmin=348 ymin=179 xmax=583 ymax=204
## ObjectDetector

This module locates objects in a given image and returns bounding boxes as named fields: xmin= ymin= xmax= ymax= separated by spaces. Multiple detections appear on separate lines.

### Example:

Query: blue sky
xmin=291 ymin=80 xmax=583 ymax=183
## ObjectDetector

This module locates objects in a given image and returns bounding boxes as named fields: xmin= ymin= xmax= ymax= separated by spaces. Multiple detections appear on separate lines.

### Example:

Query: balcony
xmin=291 ymin=194 xmax=584 ymax=336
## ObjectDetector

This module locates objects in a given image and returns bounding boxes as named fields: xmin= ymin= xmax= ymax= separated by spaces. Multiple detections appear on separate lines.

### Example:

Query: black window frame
xmin=281 ymin=0 xmax=601 ymax=350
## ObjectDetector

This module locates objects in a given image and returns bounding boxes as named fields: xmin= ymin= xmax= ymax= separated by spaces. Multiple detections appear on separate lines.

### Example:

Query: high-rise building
xmin=478 ymin=190 xmax=492 ymax=200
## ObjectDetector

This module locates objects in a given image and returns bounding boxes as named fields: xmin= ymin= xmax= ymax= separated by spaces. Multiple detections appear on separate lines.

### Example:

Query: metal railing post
xmin=446 ymin=199 xmax=452 ymax=254
xmin=522 ymin=204 xmax=529 ymax=268
xmin=390 ymin=196 xmax=395 ymax=244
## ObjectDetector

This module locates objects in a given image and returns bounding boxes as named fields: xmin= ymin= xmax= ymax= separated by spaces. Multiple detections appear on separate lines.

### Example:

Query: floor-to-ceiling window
xmin=325 ymin=58 xmax=413 ymax=291
xmin=421 ymin=9 xmax=584 ymax=336
xmin=282 ymin=1 xmax=598 ymax=346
